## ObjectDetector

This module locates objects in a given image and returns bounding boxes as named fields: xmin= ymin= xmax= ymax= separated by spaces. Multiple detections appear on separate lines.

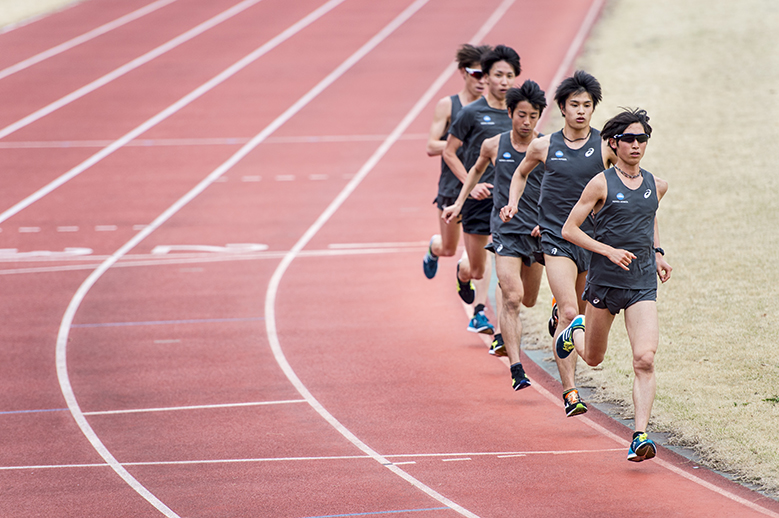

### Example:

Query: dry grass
xmin=0 ymin=0 xmax=76 ymax=29
xmin=523 ymin=0 xmax=779 ymax=496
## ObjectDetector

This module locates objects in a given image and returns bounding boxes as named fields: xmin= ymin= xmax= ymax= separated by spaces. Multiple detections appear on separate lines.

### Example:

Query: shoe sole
xmin=489 ymin=346 xmax=507 ymax=357
xmin=628 ymin=443 xmax=657 ymax=462
xmin=566 ymin=403 xmax=588 ymax=417
xmin=468 ymin=326 xmax=494 ymax=335
xmin=513 ymin=380 xmax=531 ymax=391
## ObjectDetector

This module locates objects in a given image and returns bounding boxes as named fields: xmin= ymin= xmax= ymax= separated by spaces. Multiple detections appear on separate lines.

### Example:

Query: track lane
xmin=3 ymin=0 xmax=779 ymax=517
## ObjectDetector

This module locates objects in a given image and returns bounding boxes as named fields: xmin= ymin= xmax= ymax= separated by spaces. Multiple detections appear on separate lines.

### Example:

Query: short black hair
xmin=601 ymin=108 xmax=653 ymax=140
xmin=481 ymin=44 xmax=521 ymax=76
xmin=506 ymin=80 xmax=547 ymax=116
xmin=554 ymin=70 xmax=602 ymax=109
xmin=455 ymin=44 xmax=492 ymax=69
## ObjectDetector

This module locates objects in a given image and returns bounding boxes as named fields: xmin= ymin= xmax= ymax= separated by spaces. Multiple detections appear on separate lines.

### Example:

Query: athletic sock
xmin=510 ymin=362 xmax=523 ymax=376
xmin=473 ymin=303 xmax=485 ymax=315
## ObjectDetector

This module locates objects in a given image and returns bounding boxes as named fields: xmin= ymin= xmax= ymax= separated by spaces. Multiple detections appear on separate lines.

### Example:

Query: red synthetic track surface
xmin=1 ymin=1 xmax=778 ymax=517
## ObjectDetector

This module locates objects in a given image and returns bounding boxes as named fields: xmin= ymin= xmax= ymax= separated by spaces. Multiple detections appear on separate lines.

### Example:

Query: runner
xmin=557 ymin=108 xmax=671 ymax=461
xmin=501 ymin=70 xmax=615 ymax=417
xmin=442 ymin=80 xmax=547 ymax=390
xmin=442 ymin=44 xmax=521 ymax=335
xmin=423 ymin=44 xmax=492 ymax=279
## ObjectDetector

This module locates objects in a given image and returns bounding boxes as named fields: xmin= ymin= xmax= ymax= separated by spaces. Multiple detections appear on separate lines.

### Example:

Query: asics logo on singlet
xmin=585 ymin=148 xmax=595 ymax=157
xmin=644 ymin=189 xmax=652 ymax=198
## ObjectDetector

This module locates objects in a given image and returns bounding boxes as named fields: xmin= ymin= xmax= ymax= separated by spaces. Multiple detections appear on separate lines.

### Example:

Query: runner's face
xmin=561 ymin=91 xmax=594 ymax=130
xmin=511 ymin=100 xmax=540 ymax=138
xmin=614 ymin=122 xmax=648 ymax=165
xmin=463 ymin=63 xmax=485 ymax=97
xmin=486 ymin=60 xmax=516 ymax=101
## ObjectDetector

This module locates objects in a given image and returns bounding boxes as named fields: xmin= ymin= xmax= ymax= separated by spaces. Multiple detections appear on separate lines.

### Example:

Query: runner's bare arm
xmin=653 ymin=175 xmax=672 ymax=282
xmin=442 ymin=135 xmax=497 ymax=223
xmin=501 ymin=136 xmax=548 ymax=221
xmin=442 ymin=134 xmax=469 ymax=184
xmin=426 ymin=96 xmax=452 ymax=157
xmin=562 ymin=174 xmax=636 ymax=271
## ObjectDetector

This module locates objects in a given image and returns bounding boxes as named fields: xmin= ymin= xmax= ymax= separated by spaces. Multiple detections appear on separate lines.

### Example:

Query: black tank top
xmin=437 ymin=94 xmax=464 ymax=198
xmin=491 ymin=131 xmax=544 ymax=235
xmin=537 ymin=129 xmax=603 ymax=237
xmin=587 ymin=168 xmax=659 ymax=289
xmin=448 ymin=96 xmax=512 ymax=187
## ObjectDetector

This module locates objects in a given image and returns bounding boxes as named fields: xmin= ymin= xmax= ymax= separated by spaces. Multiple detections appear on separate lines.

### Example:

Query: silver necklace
xmin=615 ymin=164 xmax=641 ymax=179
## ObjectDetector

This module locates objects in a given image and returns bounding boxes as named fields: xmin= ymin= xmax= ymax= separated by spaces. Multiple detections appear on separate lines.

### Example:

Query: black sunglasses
xmin=465 ymin=67 xmax=484 ymax=80
xmin=614 ymin=133 xmax=650 ymax=143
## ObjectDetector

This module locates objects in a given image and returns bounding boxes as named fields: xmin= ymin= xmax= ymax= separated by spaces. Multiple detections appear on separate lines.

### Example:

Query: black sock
xmin=473 ymin=303 xmax=485 ymax=315
xmin=510 ymin=362 xmax=524 ymax=376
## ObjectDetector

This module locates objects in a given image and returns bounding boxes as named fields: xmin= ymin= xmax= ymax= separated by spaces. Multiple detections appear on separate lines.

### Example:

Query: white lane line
xmin=0 ymin=0 xmax=265 ymax=142
xmin=94 ymin=225 xmax=118 ymax=232
xmin=0 ymin=0 xmax=345 ymax=226
xmin=442 ymin=458 xmax=471 ymax=463
xmin=0 ymin=448 xmax=625 ymax=471
xmin=57 ymin=226 xmax=79 ymax=232
xmin=262 ymin=2 xmax=517 ymax=518
xmin=0 ymin=0 xmax=179 ymax=81
xmin=83 ymin=399 xmax=307 ymax=416
xmin=0 ymin=133 xmax=427 ymax=148
xmin=53 ymin=1 xmax=349 ymax=516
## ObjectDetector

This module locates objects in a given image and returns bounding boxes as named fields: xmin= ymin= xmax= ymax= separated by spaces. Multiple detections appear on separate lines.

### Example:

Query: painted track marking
xmin=0 ymin=0 xmax=266 ymax=142
xmin=0 ymin=0 xmax=347 ymax=226
xmin=0 ymin=0 xmax=179 ymax=81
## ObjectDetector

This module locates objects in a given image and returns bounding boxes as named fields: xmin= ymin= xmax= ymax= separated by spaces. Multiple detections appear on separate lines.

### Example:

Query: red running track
xmin=0 ymin=0 xmax=777 ymax=517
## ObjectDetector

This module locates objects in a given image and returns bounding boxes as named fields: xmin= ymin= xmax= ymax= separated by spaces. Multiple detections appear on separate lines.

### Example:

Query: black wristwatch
xmin=654 ymin=247 xmax=665 ymax=256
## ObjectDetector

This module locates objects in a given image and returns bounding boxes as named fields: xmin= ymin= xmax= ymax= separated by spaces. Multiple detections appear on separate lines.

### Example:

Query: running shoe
xmin=456 ymin=263 xmax=475 ymax=304
xmin=489 ymin=333 xmax=506 ymax=356
xmin=548 ymin=298 xmax=558 ymax=337
xmin=627 ymin=432 xmax=657 ymax=462
xmin=422 ymin=236 xmax=438 ymax=279
xmin=468 ymin=311 xmax=494 ymax=335
xmin=511 ymin=363 xmax=531 ymax=391
xmin=556 ymin=315 xmax=585 ymax=359
xmin=563 ymin=388 xmax=588 ymax=417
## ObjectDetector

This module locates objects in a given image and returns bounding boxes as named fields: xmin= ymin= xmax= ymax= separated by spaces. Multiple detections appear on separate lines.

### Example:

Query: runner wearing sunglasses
xmin=424 ymin=44 xmax=492 ymax=281
xmin=501 ymin=71 xmax=616 ymax=417
xmin=442 ymin=81 xmax=547 ymax=390
xmin=439 ymin=44 xmax=521 ymax=337
xmin=557 ymin=108 xmax=672 ymax=462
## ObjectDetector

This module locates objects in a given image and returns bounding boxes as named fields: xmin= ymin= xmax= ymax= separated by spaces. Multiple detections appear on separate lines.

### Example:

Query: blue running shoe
xmin=627 ymin=432 xmax=657 ymax=462
xmin=511 ymin=363 xmax=531 ymax=391
xmin=456 ymin=263 xmax=475 ymax=304
xmin=489 ymin=333 xmax=506 ymax=356
xmin=556 ymin=315 xmax=585 ymax=359
xmin=422 ymin=236 xmax=438 ymax=279
xmin=468 ymin=311 xmax=494 ymax=334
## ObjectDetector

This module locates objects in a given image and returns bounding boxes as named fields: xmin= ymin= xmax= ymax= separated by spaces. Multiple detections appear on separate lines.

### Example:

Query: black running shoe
xmin=511 ymin=363 xmax=531 ymax=391
xmin=456 ymin=263 xmax=475 ymax=304
xmin=548 ymin=299 xmax=558 ymax=337
xmin=489 ymin=333 xmax=506 ymax=356
xmin=563 ymin=388 xmax=588 ymax=417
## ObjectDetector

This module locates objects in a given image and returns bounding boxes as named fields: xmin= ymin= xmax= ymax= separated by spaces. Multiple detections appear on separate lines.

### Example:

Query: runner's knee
xmin=633 ymin=350 xmax=655 ymax=374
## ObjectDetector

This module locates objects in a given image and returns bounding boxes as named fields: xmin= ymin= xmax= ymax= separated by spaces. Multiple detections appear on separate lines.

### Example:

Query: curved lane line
xmin=0 ymin=0 xmax=263 ymax=142
xmin=0 ymin=0 xmax=344 ymax=225
xmin=263 ymin=1 xmax=517 ymax=517
xmin=0 ymin=0 xmax=179 ymax=81
xmin=53 ymin=1 xmax=352 ymax=516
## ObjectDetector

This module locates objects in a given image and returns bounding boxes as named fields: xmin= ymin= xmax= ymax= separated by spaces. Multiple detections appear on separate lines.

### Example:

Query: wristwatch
xmin=654 ymin=247 xmax=665 ymax=256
